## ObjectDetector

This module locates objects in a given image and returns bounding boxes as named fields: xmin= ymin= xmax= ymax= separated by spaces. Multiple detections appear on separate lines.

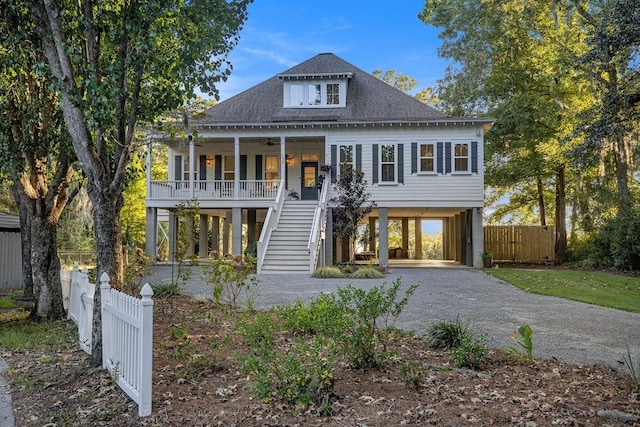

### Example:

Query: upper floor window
xmin=223 ymin=155 xmax=235 ymax=180
xmin=453 ymin=142 xmax=470 ymax=173
xmin=284 ymin=81 xmax=346 ymax=108
xmin=419 ymin=143 xmax=435 ymax=173
xmin=264 ymin=155 xmax=279 ymax=181
xmin=380 ymin=143 xmax=396 ymax=183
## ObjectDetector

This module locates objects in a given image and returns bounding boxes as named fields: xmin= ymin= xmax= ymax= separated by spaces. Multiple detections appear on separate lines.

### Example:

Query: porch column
xmin=210 ymin=216 xmax=220 ymax=254
xmin=145 ymin=207 xmax=158 ymax=260
xmin=379 ymin=208 xmax=389 ymax=270
xmin=368 ymin=217 xmax=376 ymax=253
xmin=402 ymin=217 xmax=409 ymax=258
xmin=199 ymin=213 xmax=209 ymax=258
xmin=223 ymin=211 xmax=231 ymax=255
xmin=414 ymin=218 xmax=423 ymax=260
xmin=325 ymin=208 xmax=334 ymax=266
xmin=234 ymin=136 xmax=240 ymax=200
xmin=280 ymin=136 xmax=286 ymax=189
xmin=455 ymin=214 xmax=462 ymax=262
xmin=185 ymin=216 xmax=194 ymax=257
xmin=246 ymin=209 xmax=257 ymax=256
xmin=168 ymin=210 xmax=178 ymax=262
xmin=232 ymin=207 xmax=242 ymax=256
xmin=189 ymin=136 xmax=195 ymax=198
xmin=472 ymin=207 xmax=484 ymax=268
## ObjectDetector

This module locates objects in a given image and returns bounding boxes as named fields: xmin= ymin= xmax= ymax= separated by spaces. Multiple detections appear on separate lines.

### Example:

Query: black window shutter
xmin=372 ymin=144 xmax=379 ymax=184
xmin=398 ymin=143 xmax=404 ymax=184
xmin=175 ymin=155 xmax=182 ymax=181
xmin=436 ymin=143 xmax=443 ymax=174
xmin=356 ymin=144 xmax=362 ymax=171
xmin=411 ymin=142 xmax=417 ymax=174
xmin=330 ymin=144 xmax=337 ymax=183
xmin=199 ymin=155 xmax=207 ymax=180
xmin=445 ymin=142 xmax=452 ymax=174
xmin=240 ymin=155 xmax=247 ymax=180
xmin=214 ymin=155 xmax=222 ymax=180
xmin=471 ymin=141 xmax=478 ymax=173
xmin=255 ymin=155 xmax=263 ymax=180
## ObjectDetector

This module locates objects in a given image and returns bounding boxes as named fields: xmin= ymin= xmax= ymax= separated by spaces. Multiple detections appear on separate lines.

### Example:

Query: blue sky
xmin=215 ymin=0 xmax=449 ymax=101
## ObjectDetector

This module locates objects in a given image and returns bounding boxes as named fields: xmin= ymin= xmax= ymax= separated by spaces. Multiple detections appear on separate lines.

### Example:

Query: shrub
xmin=311 ymin=266 xmax=344 ymax=278
xmin=200 ymin=253 xmax=259 ymax=309
xmin=332 ymin=278 xmax=418 ymax=368
xmin=426 ymin=317 xmax=467 ymax=349
xmin=623 ymin=346 xmax=640 ymax=393
xmin=150 ymin=281 xmax=180 ymax=298
xmin=351 ymin=266 xmax=385 ymax=279
xmin=278 ymin=295 xmax=346 ymax=336
xmin=451 ymin=331 xmax=488 ymax=369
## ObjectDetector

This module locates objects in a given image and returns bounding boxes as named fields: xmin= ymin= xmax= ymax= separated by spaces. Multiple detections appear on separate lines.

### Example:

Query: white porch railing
xmin=66 ymin=264 xmax=154 ymax=417
xmin=307 ymin=178 xmax=329 ymax=273
xmin=257 ymin=180 xmax=286 ymax=273
xmin=149 ymin=180 xmax=279 ymax=200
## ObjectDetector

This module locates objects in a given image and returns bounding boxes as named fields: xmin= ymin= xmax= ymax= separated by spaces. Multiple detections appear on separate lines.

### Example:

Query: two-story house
xmin=145 ymin=53 xmax=493 ymax=273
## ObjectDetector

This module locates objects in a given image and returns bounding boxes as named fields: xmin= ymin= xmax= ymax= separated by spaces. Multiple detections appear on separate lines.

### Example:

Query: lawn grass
xmin=0 ymin=318 xmax=73 ymax=351
xmin=485 ymin=268 xmax=640 ymax=313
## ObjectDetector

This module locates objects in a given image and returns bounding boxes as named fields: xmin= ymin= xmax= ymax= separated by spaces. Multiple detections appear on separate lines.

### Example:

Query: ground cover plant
xmin=2 ymin=292 xmax=639 ymax=426
xmin=485 ymin=268 xmax=640 ymax=312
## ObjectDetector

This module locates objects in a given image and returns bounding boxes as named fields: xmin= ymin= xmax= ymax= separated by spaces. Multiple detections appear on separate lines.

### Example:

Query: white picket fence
xmin=66 ymin=264 xmax=154 ymax=417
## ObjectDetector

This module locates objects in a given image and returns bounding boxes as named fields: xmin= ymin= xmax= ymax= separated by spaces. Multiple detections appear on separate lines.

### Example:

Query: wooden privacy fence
xmin=484 ymin=225 xmax=555 ymax=264
xmin=66 ymin=264 xmax=154 ymax=417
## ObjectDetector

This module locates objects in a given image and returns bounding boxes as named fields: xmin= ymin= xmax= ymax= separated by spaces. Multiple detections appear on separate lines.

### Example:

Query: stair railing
xmin=307 ymin=178 xmax=329 ymax=273
xmin=257 ymin=181 xmax=286 ymax=273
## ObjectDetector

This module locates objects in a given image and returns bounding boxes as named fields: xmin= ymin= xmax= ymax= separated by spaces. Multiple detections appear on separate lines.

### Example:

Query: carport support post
xmin=210 ymin=216 xmax=220 ymax=254
xmin=379 ymin=208 xmax=389 ymax=270
xmin=402 ymin=217 xmax=409 ymax=258
xmin=414 ymin=218 xmax=422 ymax=260
xmin=145 ymin=207 xmax=157 ymax=260
xmin=472 ymin=207 xmax=484 ymax=268
xmin=199 ymin=214 xmax=208 ymax=258
xmin=232 ymin=207 xmax=242 ymax=256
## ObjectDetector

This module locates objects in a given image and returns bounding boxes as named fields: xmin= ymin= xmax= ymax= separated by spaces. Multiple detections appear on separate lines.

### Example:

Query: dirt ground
xmin=5 ymin=295 xmax=640 ymax=426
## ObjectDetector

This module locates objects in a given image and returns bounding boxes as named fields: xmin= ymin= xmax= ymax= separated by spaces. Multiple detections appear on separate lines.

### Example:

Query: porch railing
xmin=257 ymin=180 xmax=286 ymax=273
xmin=149 ymin=180 xmax=279 ymax=200
xmin=307 ymin=178 xmax=329 ymax=273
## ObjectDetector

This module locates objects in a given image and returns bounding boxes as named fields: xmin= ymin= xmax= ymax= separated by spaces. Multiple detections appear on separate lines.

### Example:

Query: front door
xmin=301 ymin=162 xmax=318 ymax=200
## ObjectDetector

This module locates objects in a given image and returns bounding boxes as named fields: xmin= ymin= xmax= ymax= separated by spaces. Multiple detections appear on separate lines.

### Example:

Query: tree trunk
xmin=555 ymin=165 xmax=567 ymax=264
xmin=536 ymin=177 xmax=546 ymax=226
xmin=30 ymin=213 xmax=66 ymax=320
xmin=89 ymin=190 xmax=125 ymax=367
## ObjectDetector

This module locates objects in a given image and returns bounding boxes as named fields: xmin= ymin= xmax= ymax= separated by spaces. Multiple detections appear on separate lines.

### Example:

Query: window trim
xmin=283 ymin=80 xmax=346 ymax=108
xmin=418 ymin=141 xmax=437 ymax=175
xmin=452 ymin=141 xmax=471 ymax=174
xmin=379 ymin=142 xmax=397 ymax=184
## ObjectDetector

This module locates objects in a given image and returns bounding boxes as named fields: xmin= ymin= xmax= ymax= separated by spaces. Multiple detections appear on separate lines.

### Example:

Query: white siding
xmin=0 ymin=232 xmax=22 ymax=289
xmin=326 ymin=126 xmax=484 ymax=207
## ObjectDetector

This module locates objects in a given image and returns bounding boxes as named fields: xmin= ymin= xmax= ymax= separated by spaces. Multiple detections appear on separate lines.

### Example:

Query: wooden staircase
xmin=260 ymin=201 xmax=316 ymax=274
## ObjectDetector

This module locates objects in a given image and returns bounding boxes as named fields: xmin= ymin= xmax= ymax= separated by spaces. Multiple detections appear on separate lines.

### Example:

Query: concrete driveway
xmin=149 ymin=264 xmax=640 ymax=367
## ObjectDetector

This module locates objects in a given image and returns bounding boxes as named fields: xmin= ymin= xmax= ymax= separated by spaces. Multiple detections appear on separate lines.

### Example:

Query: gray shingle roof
xmin=199 ymin=53 xmax=450 ymax=125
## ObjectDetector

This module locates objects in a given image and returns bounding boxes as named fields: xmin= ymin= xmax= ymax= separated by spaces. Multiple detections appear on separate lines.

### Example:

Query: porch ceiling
xmin=158 ymin=135 xmax=324 ymax=150
xmin=368 ymin=207 xmax=478 ymax=219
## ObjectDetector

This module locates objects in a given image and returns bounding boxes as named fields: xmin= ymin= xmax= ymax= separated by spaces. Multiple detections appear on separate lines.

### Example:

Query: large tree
xmin=24 ymin=0 xmax=251 ymax=364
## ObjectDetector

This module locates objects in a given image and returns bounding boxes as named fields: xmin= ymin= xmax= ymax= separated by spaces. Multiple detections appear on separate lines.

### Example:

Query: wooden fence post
xmin=138 ymin=283 xmax=154 ymax=417
xmin=99 ymin=273 xmax=111 ymax=371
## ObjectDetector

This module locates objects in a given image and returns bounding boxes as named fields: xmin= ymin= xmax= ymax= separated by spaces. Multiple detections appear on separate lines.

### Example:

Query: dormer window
xmin=279 ymin=72 xmax=352 ymax=108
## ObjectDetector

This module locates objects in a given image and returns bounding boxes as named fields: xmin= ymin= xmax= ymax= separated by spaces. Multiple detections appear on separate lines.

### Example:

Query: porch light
xmin=206 ymin=155 xmax=214 ymax=166
xmin=286 ymin=154 xmax=293 ymax=166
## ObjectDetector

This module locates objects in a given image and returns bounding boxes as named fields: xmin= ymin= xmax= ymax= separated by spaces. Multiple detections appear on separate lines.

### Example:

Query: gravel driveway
xmin=148 ymin=264 xmax=640 ymax=367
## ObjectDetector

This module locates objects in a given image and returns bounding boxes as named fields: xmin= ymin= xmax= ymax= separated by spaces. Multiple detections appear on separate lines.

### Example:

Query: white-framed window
xmin=380 ymin=143 xmax=396 ymax=183
xmin=223 ymin=155 xmax=235 ymax=180
xmin=182 ymin=155 xmax=198 ymax=180
xmin=264 ymin=155 xmax=279 ymax=181
xmin=338 ymin=143 xmax=355 ymax=176
xmin=419 ymin=142 xmax=436 ymax=173
xmin=453 ymin=142 xmax=470 ymax=173
xmin=284 ymin=81 xmax=346 ymax=108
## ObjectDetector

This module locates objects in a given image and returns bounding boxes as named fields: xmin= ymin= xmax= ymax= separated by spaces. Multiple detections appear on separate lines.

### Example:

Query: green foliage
xmin=351 ymin=266 xmax=385 ymax=279
xmin=332 ymin=279 xmax=418 ymax=368
xmin=150 ymin=281 xmax=181 ymax=299
xmin=174 ymin=199 xmax=200 ymax=287
xmin=399 ymin=362 xmax=427 ymax=390
xmin=277 ymin=295 xmax=347 ymax=337
xmin=484 ymin=268 xmax=640 ymax=313
xmin=623 ymin=346 xmax=640 ymax=393
xmin=426 ymin=317 xmax=468 ymax=349
xmin=0 ymin=320 xmax=72 ymax=352
xmin=311 ymin=267 xmax=344 ymax=278
xmin=200 ymin=253 xmax=259 ymax=309
xmin=122 ymin=246 xmax=152 ymax=296
xmin=451 ymin=331 xmax=489 ymax=370
xmin=504 ymin=324 xmax=534 ymax=364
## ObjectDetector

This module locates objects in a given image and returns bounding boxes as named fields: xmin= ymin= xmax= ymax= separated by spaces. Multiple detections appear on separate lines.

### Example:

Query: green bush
xmin=311 ymin=266 xmax=344 ymax=278
xmin=332 ymin=278 xmax=418 ymax=368
xmin=351 ymin=266 xmax=385 ymax=279
xmin=150 ymin=281 xmax=181 ymax=298
xmin=451 ymin=331 xmax=488 ymax=369
xmin=200 ymin=253 xmax=259 ymax=309
xmin=426 ymin=317 xmax=468 ymax=349
xmin=278 ymin=295 xmax=346 ymax=336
